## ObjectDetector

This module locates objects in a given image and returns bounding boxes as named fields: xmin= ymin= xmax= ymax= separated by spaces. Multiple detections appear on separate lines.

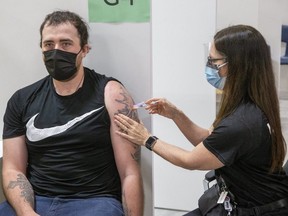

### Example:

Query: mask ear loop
xmin=216 ymin=61 xmax=228 ymax=70
xmin=77 ymin=49 xmax=83 ymax=55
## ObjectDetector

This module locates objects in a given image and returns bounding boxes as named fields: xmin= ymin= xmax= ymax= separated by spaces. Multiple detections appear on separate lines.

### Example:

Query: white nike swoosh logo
xmin=26 ymin=106 xmax=104 ymax=142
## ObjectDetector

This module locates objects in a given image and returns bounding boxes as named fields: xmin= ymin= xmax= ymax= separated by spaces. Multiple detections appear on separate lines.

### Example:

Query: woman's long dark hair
xmin=213 ymin=25 xmax=286 ymax=172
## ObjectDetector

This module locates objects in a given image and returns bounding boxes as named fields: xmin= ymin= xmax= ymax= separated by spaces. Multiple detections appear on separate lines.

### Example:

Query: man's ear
xmin=81 ymin=44 xmax=91 ymax=57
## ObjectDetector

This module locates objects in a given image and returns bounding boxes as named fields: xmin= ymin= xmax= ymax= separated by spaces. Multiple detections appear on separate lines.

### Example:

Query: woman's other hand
xmin=145 ymin=98 xmax=179 ymax=120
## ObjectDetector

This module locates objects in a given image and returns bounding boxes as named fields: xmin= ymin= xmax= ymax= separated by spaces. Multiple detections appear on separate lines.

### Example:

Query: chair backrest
xmin=281 ymin=25 xmax=288 ymax=64
xmin=282 ymin=25 xmax=288 ymax=55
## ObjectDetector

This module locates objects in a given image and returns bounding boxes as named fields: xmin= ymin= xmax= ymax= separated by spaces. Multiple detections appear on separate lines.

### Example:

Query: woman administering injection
xmin=115 ymin=25 xmax=288 ymax=216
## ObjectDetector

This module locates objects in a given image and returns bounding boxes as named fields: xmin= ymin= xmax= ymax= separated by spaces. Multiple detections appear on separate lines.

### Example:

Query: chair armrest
xmin=203 ymin=170 xmax=216 ymax=191
xmin=205 ymin=170 xmax=216 ymax=182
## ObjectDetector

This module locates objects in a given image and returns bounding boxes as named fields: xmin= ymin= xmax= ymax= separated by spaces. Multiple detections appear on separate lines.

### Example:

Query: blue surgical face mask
xmin=205 ymin=61 xmax=228 ymax=90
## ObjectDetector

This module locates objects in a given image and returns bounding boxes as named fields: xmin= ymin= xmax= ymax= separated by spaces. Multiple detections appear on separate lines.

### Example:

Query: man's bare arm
xmin=2 ymin=136 xmax=39 ymax=216
xmin=105 ymin=81 xmax=144 ymax=216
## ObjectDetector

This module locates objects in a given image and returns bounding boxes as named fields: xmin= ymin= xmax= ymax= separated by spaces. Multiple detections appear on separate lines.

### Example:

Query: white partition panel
xmin=151 ymin=0 xmax=217 ymax=211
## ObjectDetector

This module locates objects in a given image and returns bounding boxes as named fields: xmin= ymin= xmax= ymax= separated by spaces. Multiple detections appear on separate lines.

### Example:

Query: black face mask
xmin=43 ymin=49 xmax=81 ymax=81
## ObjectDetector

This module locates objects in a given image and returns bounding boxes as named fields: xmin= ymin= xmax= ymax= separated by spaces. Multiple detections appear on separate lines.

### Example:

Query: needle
xmin=133 ymin=102 xmax=147 ymax=109
xmin=133 ymin=101 xmax=158 ymax=110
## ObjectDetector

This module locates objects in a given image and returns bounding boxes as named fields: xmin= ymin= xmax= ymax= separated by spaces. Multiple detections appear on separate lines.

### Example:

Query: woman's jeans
xmin=0 ymin=196 xmax=124 ymax=216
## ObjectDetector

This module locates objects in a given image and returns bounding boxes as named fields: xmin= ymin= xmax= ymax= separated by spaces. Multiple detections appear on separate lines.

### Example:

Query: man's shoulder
xmin=105 ymin=79 xmax=123 ymax=92
xmin=85 ymin=67 xmax=119 ymax=82
xmin=11 ymin=76 xmax=50 ymax=100
xmin=20 ymin=76 xmax=49 ymax=91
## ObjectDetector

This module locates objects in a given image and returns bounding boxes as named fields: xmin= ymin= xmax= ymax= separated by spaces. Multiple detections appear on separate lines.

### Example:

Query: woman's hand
xmin=114 ymin=114 xmax=151 ymax=146
xmin=145 ymin=98 xmax=179 ymax=120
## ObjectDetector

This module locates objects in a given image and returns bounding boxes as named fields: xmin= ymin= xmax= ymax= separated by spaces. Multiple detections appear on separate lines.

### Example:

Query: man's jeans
xmin=0 ymin=196 xmax=124 ymax=216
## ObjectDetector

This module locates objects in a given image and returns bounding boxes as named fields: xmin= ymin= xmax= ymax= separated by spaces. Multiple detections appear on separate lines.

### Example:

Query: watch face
xmin=145 ymin=136 xmax=158 ymax=150
xmin=146 ymin=136 xmax=156 ymax=145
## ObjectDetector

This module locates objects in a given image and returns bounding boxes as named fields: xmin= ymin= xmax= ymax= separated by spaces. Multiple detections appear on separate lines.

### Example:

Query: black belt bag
xmin=198 ymin=184 xmax=233 ymax=215
xmin=199 ymin=173 xmax=288 ymax=216
xmin=198 ymin=184 xmax=220 ymax=215
xmin=199 ymin=188 xmax=288 ymax=216
xmin=237 ymin=198 xmax=288 ymax=216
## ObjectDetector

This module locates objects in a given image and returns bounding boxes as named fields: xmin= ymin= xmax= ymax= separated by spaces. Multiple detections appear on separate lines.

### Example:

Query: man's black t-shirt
xmin=3 ymin=68 xmax=122 ymax=200
xmin=204 ymin=102 xmax=288 ymax=209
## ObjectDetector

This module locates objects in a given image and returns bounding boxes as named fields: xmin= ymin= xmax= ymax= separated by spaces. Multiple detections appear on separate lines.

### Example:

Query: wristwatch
xmin=145 ymin=136 xmax=158 ymax=151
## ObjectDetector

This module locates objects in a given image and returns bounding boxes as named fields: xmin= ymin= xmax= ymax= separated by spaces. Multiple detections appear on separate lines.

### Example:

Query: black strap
xmin=237 ymin=198 xmax=288 ymax=215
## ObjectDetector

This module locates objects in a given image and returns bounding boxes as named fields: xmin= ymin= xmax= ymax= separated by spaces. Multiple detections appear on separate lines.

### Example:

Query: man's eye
xmin=63 ymin=42 xmax=72 ymax=47
xmin=44 ymin=43 xmax=53 ymax=48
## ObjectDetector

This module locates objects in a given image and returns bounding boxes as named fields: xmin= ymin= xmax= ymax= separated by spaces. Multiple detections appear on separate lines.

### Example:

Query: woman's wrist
xmin=144 ymin=136 xmax=158 ymax=150
xmin=171 ymin=108 xmax=182 ymax=121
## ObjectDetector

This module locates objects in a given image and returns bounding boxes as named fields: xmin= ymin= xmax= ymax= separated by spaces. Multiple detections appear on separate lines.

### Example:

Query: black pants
xmin=183 ymin=207 xmax=288 ymax=216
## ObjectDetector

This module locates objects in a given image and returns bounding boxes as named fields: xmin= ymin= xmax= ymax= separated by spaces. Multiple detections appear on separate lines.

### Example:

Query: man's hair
xmin=213 ymin=25 xmax=286 ymax=172
xmin=39 ymin=10 xmax=89 ymax=48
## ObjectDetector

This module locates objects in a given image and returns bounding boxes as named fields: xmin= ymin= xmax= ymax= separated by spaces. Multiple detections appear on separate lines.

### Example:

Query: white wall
xmin=151 ymin=0 xmax=217 ymax=211
xmin=216 ymin=0 xmax=288 ymax=95
xmin=0 ymin=1 xmax=153 ymax=215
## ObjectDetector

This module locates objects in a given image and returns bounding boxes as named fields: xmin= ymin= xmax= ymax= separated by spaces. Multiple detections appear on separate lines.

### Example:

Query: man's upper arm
xmin=104 ymin=81 xmax=141 ymax=178
xmin=3 ymin=136 xmax=28 ymax=174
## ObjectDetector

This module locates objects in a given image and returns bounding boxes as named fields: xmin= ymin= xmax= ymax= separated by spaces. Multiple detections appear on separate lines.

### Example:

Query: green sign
xmin=88 ymin=0 xmax=150 ymax=23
